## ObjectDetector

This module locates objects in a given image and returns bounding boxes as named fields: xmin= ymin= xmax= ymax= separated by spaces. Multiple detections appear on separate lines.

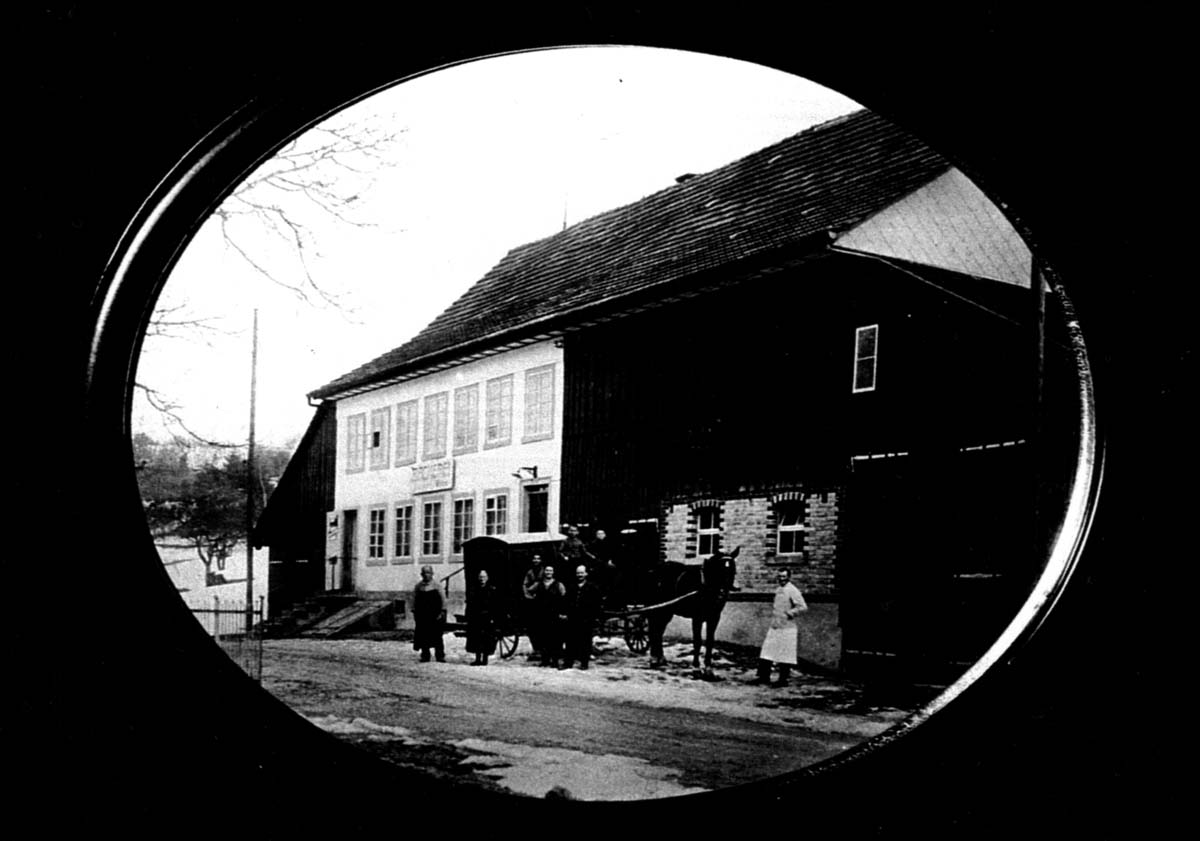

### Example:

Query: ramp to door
xmin=302 ymin=599 xmax=395 ymax=639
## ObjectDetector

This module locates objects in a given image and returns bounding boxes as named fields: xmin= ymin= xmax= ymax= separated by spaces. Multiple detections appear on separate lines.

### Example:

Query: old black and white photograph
xmin=127 ymin=45 xmax=1091 ymax=801
xmin=28 ymin=5 xmax=1184 ymax=835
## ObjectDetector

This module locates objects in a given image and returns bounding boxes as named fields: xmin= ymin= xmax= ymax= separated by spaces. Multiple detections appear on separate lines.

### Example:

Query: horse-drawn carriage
xmin=457 ymin=535 xmax=651 ymax=657
xmin=457 ymin=535 xmax=740 ymax=674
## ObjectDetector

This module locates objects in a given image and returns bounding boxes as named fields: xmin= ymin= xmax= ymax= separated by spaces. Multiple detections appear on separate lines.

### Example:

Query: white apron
xmin=759 ymin=626 xmax=800 ymax=664
xmin=759 ymin=581 xmax=807 ymax=664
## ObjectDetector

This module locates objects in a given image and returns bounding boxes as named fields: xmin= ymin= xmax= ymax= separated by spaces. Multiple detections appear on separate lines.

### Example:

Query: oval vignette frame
xmin=84 ymin=44 xmax=1102 ymax=810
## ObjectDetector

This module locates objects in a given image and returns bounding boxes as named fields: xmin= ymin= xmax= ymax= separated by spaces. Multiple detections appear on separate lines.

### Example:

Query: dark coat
xmin=533 ymin=579 xmax=567 ymax=621
xmin=412 ymin=580 xmax=445 ymax=650
xmin=565 ymin=580 xmax=603 ymax=663
xmin=556 ymin=536 xmax=593 ymax=570
xmin=586 ymin=537 xmax=618 ymax=594
xmin=466 ymin=582 xmax=498 ymax=655
xmin=533 ymin=578 xmax=568 ymax=662
xmin=566 ymin=580 xmax=603 ymax=629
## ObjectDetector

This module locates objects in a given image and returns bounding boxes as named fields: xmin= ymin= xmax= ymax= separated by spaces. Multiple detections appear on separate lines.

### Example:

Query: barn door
xmin=840 ymin=456 xmax=923 ymax=676
xmin=841 ymin=448 xmax=1033 ymax=683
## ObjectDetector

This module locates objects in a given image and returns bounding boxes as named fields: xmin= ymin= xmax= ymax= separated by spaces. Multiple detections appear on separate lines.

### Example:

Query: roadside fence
xmin=190 ymin=596 xmax=264 ymax=683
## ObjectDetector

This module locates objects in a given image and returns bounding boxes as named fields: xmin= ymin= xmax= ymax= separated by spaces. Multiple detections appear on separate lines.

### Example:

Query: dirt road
xmin=262 ymin=635 xmax=931 ymax=801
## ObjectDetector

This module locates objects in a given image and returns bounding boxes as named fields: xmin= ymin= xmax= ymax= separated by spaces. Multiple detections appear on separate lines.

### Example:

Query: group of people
xmin=411 ymin=526 xmax=810 ymax=685
xmin=410 ymin=562 xmax=511 ymax=667
xmin=519 ymin=550 xmax=605 ymax=669
xmin=410 ymin=525 xmax=616 ymax=669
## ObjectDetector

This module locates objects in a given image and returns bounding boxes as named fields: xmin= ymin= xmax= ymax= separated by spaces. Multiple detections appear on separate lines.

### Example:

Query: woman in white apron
xmin=755 ymin=568 xmax=808 ymax=686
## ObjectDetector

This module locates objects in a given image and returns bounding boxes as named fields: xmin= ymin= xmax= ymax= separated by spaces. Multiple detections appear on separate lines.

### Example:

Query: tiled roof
xmin=311 ymin=108 xmax=950 ymax=399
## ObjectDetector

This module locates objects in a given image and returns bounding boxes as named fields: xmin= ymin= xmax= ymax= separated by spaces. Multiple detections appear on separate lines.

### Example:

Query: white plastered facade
xmin=331 ymin=340 xmax=564 ymax=599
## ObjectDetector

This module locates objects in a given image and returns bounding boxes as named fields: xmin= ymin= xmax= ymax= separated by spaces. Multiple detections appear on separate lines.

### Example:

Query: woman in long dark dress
xmin=466 ymin=569 xmax=498 ymax=666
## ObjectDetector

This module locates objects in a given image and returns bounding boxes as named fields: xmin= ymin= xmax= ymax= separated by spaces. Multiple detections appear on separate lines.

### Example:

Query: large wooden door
xmin=841 ymin=448 xmax=1033 ymax=682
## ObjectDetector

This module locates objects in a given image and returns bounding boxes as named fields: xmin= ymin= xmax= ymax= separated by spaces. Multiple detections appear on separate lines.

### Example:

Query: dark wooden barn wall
xmin=560 ymin=251 xmax=1044 ymax=531
xmin=259 ymin=404 xmax=337 ymax=612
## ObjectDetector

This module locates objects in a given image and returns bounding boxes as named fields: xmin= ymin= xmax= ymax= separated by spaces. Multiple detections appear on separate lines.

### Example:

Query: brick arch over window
xmin=769 ymin=492 xmax=809 ymax=560
xmin=686 ymin=499 xmax=724 ymax=559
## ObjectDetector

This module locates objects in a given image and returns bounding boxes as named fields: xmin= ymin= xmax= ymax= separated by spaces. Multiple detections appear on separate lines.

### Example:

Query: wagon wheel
xmin=497 ymin=632 xmax=521 ymax=659
xmin=623 ymin=613 xmax=649 ymax=654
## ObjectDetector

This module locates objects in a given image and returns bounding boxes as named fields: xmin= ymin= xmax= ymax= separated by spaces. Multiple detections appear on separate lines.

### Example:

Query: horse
xmin=645 ymin=547 xmax=740 ymax=677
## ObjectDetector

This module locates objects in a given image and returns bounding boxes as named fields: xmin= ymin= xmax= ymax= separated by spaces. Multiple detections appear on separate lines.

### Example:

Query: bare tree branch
xmin=136 ymin=115 xmax=405 ymax=444
xmin=135 ymin=382 xmax=241 ymax=449
xmin=211 ymin=119 xmax=404 ymax=308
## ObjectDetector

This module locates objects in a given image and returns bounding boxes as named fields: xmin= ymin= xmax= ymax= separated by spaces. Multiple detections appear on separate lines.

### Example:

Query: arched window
xmin=688 ymin=500 xmax=723 ymax=558
xmin=772 ymin=493 xmax=808 ymax=557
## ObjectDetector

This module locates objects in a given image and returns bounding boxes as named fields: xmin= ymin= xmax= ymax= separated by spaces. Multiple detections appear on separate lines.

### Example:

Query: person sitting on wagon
xmin=586 ymin=528 xmax=618 ymax=604
xmin=521 ymin=553 xmax=546 ymax=659
xmin=562 ymin=563 xmax=603 ymax=671
xmin=466 ymin=568 xmax=498 ymax=666
xmin=556 ymin=524 xmax=594 ymax=580
xmin=532 ymin=563 xmax=567 ymax=668
xmin=412 ymin=564 xmax=446 ymax=663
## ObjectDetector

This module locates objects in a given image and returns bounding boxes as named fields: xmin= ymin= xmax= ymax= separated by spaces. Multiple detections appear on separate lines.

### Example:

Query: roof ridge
xmin=311 ymin=108 xmax=947 ymax=399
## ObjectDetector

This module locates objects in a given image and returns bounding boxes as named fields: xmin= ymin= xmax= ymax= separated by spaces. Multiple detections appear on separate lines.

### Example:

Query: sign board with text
xmin=412 ymin=459 xmax=455 ymax=494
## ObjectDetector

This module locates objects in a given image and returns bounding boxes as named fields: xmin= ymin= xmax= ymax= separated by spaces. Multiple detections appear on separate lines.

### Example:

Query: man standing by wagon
xmin=521 ymin=553 xmax=546 ymax=659
xmin=532 ymin=563 xmax=567 ymax=668
xmin=562 ymin=564 xmax=603 ymax=670
xmin=754 ymin=568 xmax=808 ymax=686
xmin=412 ymin=564 xmax=446 ymax=663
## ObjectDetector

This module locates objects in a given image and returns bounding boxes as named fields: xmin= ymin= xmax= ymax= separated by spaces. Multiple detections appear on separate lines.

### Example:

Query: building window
xmin=484 ymin=493 xmax=508 ymax=536
xmin=453 ymin=384 xmax=480 ymax=454
xmin=523 ymin=365 xmax=555 ymax=443
xmin=776 ymin=501 xmax=807 ymax=555
xmin=346 ymin=413 xmax=366 ymax=473
xmin=367 ymin=506 xmax=387 ymax=562
xmin=696 ymin=507 xmax=721 ymax=556
xmin=423 ymin=392 xmax=448 ymax=460
xmin=853 ymin=324 xmax=879 ymax=393
xmin=484 ymin=375 xmax=513 ymax=448
xmin=393 ymin=503 xmax=414 ymax=560
xmin=421 ymin=500 xmax=443 ymax=557
xmin=522 ymin=483 xmax=549 ymax=533
xmin=369 ymin=408 xmax=390 ymax=470
xmin=452 ymin=497 xmax=475 ymax=554
xmin=394 ymin=400 xmax=418 ymax=466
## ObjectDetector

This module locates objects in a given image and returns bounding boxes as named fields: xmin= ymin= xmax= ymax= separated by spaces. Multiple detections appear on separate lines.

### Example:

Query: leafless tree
xmin=136 ymin=114 xmax=405 ymax=446
xmin=209 ymin=119 xmax=403 ymax=309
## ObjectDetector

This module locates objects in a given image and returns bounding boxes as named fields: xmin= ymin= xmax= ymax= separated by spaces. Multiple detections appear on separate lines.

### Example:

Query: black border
xmin=26 ymin=5 xmax=1181 ymax=833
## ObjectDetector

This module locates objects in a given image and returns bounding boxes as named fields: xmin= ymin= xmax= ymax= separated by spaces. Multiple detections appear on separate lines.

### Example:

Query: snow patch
xmin=306 ymin=714 xmax=418 ymax=741
xmin=452 ymin=738 xmax=709 ymax=801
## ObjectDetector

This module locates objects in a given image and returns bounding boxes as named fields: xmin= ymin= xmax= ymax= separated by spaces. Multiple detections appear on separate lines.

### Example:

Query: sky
xmin=133 ymin=46 xmax=861 ymax=454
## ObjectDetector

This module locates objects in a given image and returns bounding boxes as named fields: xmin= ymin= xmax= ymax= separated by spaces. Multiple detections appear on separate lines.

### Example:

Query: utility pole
xmin=246 ymin=309 xmax=258 ymax=635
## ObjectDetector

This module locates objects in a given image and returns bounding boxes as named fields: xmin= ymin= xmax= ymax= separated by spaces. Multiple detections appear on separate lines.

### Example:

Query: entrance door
xmin=340 ymin=509 xmax=358 ymax=591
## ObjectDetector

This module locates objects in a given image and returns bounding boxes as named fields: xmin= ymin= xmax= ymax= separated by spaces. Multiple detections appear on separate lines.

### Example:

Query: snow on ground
xmin=272 ymin=633 xmax=915 ymax=739
xmin=275 ymin=633 xmax=931 ymax=802
xmin=452 ymin=739 xmax=710 ymax=800
xmin=302 ymin=714 xmax=709 ymax=801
